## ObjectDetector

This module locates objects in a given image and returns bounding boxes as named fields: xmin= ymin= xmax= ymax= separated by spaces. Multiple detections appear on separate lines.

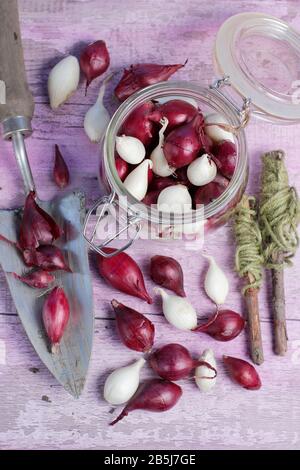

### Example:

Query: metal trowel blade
xmin=0 ymin=191 xmax=94 ymax=398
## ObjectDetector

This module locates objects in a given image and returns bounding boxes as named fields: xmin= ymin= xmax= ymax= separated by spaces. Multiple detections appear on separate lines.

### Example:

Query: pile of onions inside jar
xmin=112 ymin=93 xmax=241 ymax=235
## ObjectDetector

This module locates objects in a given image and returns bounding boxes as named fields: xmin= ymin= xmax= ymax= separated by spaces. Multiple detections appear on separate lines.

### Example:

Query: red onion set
xmin=111 ymin=299 xmax=155 ymax=352
xmin=53 ymin=145 xmax=70 ymax=189
xmin=42 ymin=286 xmax=70 ymax=353
xmin=149 ymin=99 xmax=197 ymax=130
xmin=223 ymin=356 xmax=262 ymax=390
xmin=80 ymin=40 xmax=110 ymax=93
xmin=149 ymin=343 xmax=217 ymax=381
xmin=12 ymin=270 xmax=55 ymax=289
xmin=0 ymin=192 xmax=71 ymax=351
xmin=150 ymin=255 xmax=185 ymax=297
xmin=110 ymin=379 xmax=183 ymax=425
xmin=97 ymin=247 xmax=152 ymax=303
xmin=115 ymin=62 xmax=187 ymax=102
xmin=114 ymin=95 xmax=236 ymax=210
xmin=194 ymin=309 xmax=245 ymax=342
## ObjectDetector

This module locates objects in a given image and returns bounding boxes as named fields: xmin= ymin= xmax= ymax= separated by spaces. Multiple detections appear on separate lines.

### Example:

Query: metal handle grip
xmin=0 ymin=0 xmax=34 ymax=125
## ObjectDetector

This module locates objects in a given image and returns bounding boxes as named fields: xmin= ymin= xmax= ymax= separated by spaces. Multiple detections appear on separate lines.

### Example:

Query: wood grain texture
xmin=0 ymin=0 xmax=34 ymax=122
xmin=0 ymin=0 xmax=300 ymax=450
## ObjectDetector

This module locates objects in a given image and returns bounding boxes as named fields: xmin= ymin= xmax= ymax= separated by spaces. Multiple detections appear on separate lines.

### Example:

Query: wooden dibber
xmin=234 ymin=195 xmax=264 ymax=365
xmin=259 ymin=150 xmax=300 ymax=356
xmin=244 ymin=272 xmax=264 ymax=365
xmin=271 ymin=252 xmax=287 ymax=355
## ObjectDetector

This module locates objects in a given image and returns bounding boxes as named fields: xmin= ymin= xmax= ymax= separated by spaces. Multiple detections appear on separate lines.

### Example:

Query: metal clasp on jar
xmin=210 ymin=76 xmax=251 ymax=132
xmin=83 ymin=191 xmax=142 ymax=258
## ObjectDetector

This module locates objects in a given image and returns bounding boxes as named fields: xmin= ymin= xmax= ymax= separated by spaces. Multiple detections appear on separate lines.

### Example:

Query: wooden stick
xmin=244 ymin=275 xmax=264 ymax=365
xmin=272 ymin=252 xmax=287 ymax=355
xmin=235 ymin=196 xmax=264 ymax=365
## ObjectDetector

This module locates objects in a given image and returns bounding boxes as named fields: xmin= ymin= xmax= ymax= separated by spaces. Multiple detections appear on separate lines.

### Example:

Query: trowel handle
xmin=0 ymin=0 xmax=34 ymax=134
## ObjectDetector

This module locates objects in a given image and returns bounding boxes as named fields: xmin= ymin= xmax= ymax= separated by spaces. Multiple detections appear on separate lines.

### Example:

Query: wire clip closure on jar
xmin=209 ymin=76 xmax=251 ymax=134
xmin=83 ymin=191 xmax=142 ymax=258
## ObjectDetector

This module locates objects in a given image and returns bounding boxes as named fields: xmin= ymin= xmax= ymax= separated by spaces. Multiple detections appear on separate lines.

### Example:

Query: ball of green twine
xmin=260 ymin=150 xmax=300 ymax=270
xmin=234 ymin=195 xmax=264 ymax=293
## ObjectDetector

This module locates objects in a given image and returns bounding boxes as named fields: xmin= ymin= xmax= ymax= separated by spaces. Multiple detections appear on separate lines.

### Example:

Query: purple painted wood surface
xmin=1 ymin=0 xmax=300 ymax=450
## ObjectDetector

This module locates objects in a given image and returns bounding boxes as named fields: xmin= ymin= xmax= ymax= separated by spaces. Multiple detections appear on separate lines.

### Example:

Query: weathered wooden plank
xmin=1 ymin=228 xmax=299 ymax=321
xmin=1 ymin=314 xmax=300 ymax=450
xmin=0 ymin=0 xmax=300 ymax=451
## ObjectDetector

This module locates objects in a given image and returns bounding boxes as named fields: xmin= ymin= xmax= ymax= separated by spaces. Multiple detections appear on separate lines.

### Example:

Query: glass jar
xmin=84 ymin=80 xmax=248 ymax=256
xmin=84 ymin=12 xmax=300 ymax=256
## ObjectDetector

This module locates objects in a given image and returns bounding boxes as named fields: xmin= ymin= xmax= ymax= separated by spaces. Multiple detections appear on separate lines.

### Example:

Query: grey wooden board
xmin=0 ymin=191 xmax=94 ymax=397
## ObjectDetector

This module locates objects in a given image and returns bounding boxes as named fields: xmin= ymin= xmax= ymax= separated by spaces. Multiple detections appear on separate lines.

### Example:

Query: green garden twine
xmin=234 ymin=195 xmax=264 ymax=293
xmin=260 ymin=150 xmax=300 ymax=269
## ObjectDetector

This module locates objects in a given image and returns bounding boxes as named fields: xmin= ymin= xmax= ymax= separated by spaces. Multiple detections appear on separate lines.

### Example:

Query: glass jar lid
xmin=215 ymin=12 xmax=300 ymax=123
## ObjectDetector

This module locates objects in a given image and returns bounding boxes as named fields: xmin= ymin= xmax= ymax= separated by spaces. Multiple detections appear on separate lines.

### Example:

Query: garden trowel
xmin=0 ymin=0 xmax=93 ymax=398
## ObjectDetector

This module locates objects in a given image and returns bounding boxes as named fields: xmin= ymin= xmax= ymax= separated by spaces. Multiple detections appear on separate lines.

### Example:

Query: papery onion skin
xmin=97 ymin=247 xmax=152 ymax=303
xmin=163 ymin=113 xmax=205 ymax=169
xmin=150 ymin=255 xmax=185 ymax=297
xmin=150 ymin=99 xmax=197 ymax=130
xmin=194 ymin=309 xmax=245 ymax=341
xmin=42 ymin=286 xmax=70 ymax=352
xmin=149 ymin=343 xmax=194 ymax=380
xmin=80 ymin=40 xmax=110 ymax=92
xmin=115 ymin=62 xmax=186 ymax=101
xmin=223 ymin=355 xmax=262 ymax=390
xmin=110 ymin=379 xmax=182 ymax=425
xmin=120 ymin=101 xmax=157 ymax=146
xmin=111 ymin=299 xmax=155 ymax=352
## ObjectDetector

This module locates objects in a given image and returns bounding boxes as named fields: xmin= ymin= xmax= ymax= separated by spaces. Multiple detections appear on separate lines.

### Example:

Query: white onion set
xmin=204 ymin=255 xmax=229 ymax=305
xmin=204 ymin=113 xmax=235 ymax=143
xmin=104 ymin=357 xmax=145 ymax=405
xmin=48 ymin=55 xmax=80 ymax=109
xmin=157 ymin=184 xmax=192 ymax=213
xmin=155 ymin=287 xmax=198 ymax=331
xmin=150 ymin=117 xmax=174 ymax=177
xmin=116 ymin=135 xmax=146 ymax=164
xmin=84 ymin=75 xmax=111 ymax=143
xmin=123 ymin=159 xmax=153 ymax=201
xmin=187 ymin=154 xmax=217 ymax=186
xmin=195 ymin=349 xmax=217 ymax=392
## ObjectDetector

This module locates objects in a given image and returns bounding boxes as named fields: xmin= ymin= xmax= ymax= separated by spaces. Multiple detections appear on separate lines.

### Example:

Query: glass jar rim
xmin=215 ymin=12 xmax=300 ymax=124
xmin=103 ymin=81 xmax=248 ymax=224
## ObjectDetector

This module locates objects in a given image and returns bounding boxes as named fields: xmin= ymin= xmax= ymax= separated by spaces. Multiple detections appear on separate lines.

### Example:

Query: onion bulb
xmin=48 ymin=55 xmax=80 ymax=109
xmin=104 ymin=358 xmax=145 ymax=405
xmin=157 ymin=184 xmax=192 ymax=213
xmin=116 ymin=135 xmax=146 ymax=164
xmin=204 ymin=113 xmax=234 ymax=143
xmin=150 ymin=117 xmax=174 ymax=177
xmin=155 ymin=287 xmax=197 ymax=331
xmin=204 ymin=255 xmax=229 ymax=305
xmin=123 ymin=159 xmax=153 ymax=201
xmin=195 ymin=349 xmax=217 ymax=392
xmin=187 ymin=154 xmax=217 ymax=186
